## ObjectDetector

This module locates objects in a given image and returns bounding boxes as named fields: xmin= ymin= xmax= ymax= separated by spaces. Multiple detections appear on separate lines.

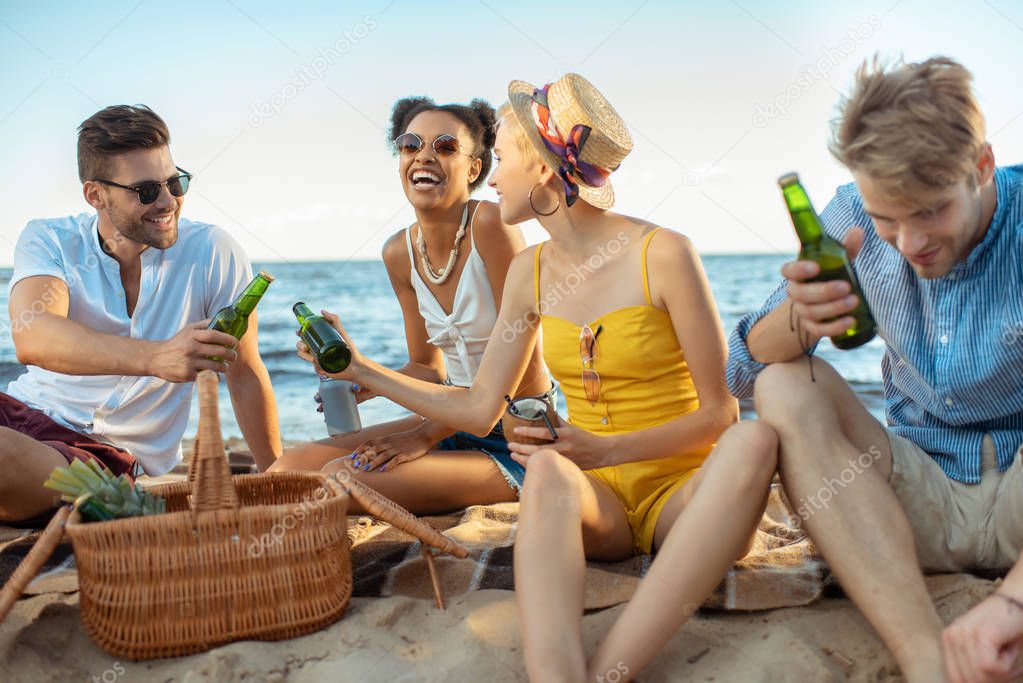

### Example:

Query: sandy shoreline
xmin=0 ymin=573 xmax=1001 ymax=682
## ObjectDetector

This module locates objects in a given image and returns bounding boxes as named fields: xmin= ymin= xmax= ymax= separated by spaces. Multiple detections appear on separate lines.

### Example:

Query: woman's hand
xmin=352 ymin=383 xmax=378 ymax=404
xmin=314 ymin=382 xmax=376 ymax=413
xmin=351 ymin=424 xmax=435 ymax=472
xmin=508 ymin=422 xmax=614 ymax=470
xmin=296 ymin=309 xmax=363 ymax=380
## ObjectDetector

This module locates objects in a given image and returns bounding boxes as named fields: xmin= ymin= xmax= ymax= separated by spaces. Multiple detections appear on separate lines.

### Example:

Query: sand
xmin=0 ymin=551 xmax=1002 ymax=682
xmin=0 ymin=440 xmax=1006 ymax=681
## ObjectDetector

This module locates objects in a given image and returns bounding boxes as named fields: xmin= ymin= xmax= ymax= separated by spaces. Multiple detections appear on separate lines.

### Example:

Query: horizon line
xmin=0 ymin=250 xmax=792 ymax=270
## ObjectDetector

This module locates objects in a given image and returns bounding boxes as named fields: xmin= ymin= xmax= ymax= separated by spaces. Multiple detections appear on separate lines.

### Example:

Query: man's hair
xmin=829 ymin=56 xmax=986 ymax=199
xmin=77 ymin=105 xmax=171 ymax=182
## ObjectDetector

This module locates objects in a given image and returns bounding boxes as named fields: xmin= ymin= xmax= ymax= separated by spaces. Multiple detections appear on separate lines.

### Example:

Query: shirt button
xmin=945 ymin=397 xmax=954 ymax=407
xmin=601 ymin=417 xmax=609 ymax=425
xmin=939 ymin=334 xmax=949 ymax=344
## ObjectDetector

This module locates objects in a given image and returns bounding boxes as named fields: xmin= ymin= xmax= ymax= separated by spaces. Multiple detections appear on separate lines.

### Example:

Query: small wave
xmin=0 ymin=361 xmax=27 ymax=386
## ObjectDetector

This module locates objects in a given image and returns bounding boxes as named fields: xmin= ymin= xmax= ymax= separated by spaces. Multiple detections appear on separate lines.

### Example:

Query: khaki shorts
xmin=888 ymin=432 xmax=1023 ymax=572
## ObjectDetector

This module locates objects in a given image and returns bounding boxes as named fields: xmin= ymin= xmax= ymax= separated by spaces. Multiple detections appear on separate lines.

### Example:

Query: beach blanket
xmin=348 ymin=483 xmax=825 ymax=611
xmin=1 ymin=483 xmax=826 ymax=612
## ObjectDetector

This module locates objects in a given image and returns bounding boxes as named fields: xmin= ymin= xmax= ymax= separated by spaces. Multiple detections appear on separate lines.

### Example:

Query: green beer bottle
xmin=778 ymin=173 xmax=876 ymax=350
xmin=293 ymin=302 xmax=351 ymax=373
xmin=207 ymin=271 xmax=274 ymax=360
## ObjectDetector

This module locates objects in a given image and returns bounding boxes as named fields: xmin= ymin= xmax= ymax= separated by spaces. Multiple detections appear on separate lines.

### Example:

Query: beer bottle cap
xmin=777 ymin=172 xmax=800 ymax=188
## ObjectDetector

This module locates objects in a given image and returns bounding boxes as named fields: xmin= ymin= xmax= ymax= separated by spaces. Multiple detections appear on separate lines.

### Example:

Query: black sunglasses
xmin=503 ymin=395 xmax=559 ymax=441
xmin=93 ymin=166 xmax=192 ymax=205
xmin=393 ymin=132 xmax=474 ymax=158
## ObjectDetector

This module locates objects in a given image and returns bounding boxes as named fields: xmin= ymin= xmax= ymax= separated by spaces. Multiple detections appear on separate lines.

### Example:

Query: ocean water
xmin=0 ymin=255 xmax=886 ymax=443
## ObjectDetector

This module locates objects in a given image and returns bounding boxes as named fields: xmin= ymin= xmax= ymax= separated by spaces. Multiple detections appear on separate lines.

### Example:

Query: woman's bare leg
xmin=269 ymin=415 xmax=424 ymax=471
xmin=323 ymin=450 xmax=520 ymax=515
xmin=587 ymin=421 xmax=779 ymax=681
xmin=513 ymin=448 xmax=634 ymax=682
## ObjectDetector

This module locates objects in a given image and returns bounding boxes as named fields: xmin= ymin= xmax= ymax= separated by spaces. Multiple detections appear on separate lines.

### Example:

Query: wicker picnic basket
xmin=0 ymin=371 xmax=353 ymax=660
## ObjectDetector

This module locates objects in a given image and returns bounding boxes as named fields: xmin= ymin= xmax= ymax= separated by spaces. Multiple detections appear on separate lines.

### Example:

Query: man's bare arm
xmin=10 ymin=275 xmax=238 ymax=381
xmin=224 ymin=311 xmax=282 ymax=470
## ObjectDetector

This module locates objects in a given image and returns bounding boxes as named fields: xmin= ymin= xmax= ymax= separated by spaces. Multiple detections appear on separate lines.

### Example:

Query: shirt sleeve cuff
xmin=725 ymin=279 xmax=797 ymax=399
xmin=726 ymin=312 xmax=771 ymax=399
xmin=7 ymin=269 xmax=68 ymax=296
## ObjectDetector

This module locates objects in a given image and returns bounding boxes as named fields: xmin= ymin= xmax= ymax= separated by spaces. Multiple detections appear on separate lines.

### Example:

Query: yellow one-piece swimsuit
xmin=535 ymin=229 xmax=712 ymax=554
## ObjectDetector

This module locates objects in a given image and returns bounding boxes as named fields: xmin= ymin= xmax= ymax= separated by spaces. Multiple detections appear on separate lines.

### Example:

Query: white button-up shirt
xmin=6 ymin=212 xmax=252 ymax=475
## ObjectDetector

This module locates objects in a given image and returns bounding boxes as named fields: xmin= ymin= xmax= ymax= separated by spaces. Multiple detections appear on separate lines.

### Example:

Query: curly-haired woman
xmin=272 ymin=96 xmax=553 ymax=514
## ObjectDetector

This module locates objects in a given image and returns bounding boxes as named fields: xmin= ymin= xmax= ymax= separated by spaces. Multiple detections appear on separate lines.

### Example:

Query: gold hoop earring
xmin=529 ymin=184 xmax=560 ymax=216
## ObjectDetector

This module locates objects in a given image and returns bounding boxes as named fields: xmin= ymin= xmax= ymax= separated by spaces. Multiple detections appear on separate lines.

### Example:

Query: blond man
xmin=727 ymin=56 xmax=1023 ymax=683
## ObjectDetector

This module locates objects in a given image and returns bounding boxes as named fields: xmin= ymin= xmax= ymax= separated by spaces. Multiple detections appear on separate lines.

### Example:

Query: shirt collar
xmin=89 ymin=215 xmax=120 ymax=277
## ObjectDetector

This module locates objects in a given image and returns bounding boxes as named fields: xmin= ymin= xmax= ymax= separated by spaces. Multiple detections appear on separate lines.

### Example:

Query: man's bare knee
xmin=0 ymin=428 xmax=29 ymax=471
xmin=0 ymin=428 xmax=68 ymax=521
xmin=754 ymin=360 xmax=845 ymax=426
xmin=0 ymin=427 xmax=20 ymax=457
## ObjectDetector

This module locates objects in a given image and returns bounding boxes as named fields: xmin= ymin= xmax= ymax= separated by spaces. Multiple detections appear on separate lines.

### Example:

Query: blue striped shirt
xmin=726 ymin=165 xmax=1023 ymax=483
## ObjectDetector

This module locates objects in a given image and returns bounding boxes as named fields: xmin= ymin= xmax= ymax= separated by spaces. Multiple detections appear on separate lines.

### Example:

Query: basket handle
xmin=0 ymin=505 xmax=71 ymax=625
xmin=323 ymin=476 xmax=350 ymax=508
xmin=189 ymin=370 xmax=239 ymax=512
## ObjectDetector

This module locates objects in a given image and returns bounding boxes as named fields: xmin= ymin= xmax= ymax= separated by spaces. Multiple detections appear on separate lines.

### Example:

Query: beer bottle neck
xmin=293 ymin=302 xmax=316 ymax=325
xmin=782 ymin=183 xmax=824 ymax=244
xmin=234 ymin=275 xmax=270 ymax=316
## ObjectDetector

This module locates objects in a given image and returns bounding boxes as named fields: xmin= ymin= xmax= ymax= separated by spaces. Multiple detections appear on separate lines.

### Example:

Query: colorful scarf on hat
xmin=529 ymin=85 xmax=614 ymax=206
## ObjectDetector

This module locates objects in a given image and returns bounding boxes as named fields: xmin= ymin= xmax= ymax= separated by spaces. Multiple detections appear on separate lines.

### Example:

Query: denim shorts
xmin=434 ymin=385 xmax=558 ymax=494
xmin=435 ymin=421 xmax=526 ymax=493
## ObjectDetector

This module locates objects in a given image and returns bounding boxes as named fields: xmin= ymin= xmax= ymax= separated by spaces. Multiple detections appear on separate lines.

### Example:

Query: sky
xmin=0 ymin=0 xmax=1021 ymax=266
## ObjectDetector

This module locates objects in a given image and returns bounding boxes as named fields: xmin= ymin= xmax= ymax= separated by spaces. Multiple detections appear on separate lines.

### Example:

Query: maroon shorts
xmin=1 ymin=391 xmax=138 ymax=527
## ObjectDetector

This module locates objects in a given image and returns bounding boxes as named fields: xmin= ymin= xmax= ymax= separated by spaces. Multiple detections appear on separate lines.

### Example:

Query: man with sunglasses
xmin=0 ymin=105 xmax=282 ymax=526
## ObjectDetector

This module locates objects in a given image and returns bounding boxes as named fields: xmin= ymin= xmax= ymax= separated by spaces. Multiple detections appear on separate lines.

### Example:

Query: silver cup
xmin=319 ymin=377 xmax=362 ymax=435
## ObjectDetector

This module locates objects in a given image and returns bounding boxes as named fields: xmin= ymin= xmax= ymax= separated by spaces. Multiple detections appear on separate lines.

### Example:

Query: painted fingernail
xmin=380 ymin=466 xmax=387 ymax=472
xmin=363 ymin=464 xmax=370 ymax=471
xmin=352 ymin=383 xmax=361 ymax=392
xmin=350 ymin=452 xmax=358 ymax=459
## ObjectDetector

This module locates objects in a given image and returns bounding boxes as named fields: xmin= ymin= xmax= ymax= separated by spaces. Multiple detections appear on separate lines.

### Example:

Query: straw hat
xmin=508 ymin=73 xmax=632 ymax=209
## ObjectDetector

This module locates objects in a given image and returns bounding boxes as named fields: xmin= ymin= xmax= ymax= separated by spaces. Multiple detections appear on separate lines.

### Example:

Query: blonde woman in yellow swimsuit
xmin=298 ymin=74 xmax=779 ymax=682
